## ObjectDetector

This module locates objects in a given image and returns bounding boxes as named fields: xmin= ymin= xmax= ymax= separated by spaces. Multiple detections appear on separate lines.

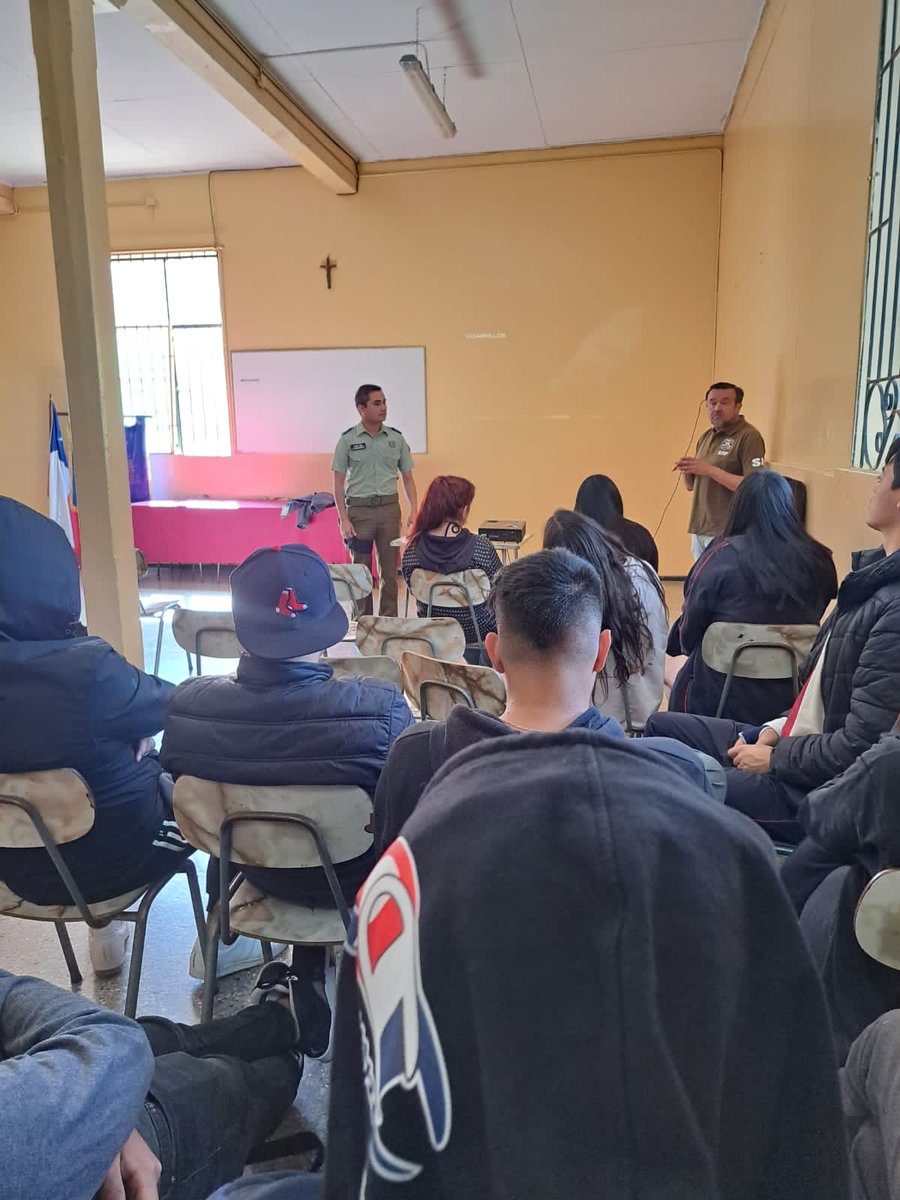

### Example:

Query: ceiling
xmin=0 ymin=0 xmax=765 ymax=186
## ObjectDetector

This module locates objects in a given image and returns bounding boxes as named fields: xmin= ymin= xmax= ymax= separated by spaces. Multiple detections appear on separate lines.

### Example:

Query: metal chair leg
xmin=261 ymin=939 xmax=274 ymax=963
xmin=123 ymin=873 xmax=172 ymax=1018
xmin=54 ymin=921 xmax=82 ymax=986
xmin=153 ymin=616 xmax=165 ymax=675
xmin=201 ymin=907 xmax=222 ymax=1024
xmin=185 ymin=651 xmax=193 ymax=675
xmin=182 ymin=858 xmax=208 ymax=949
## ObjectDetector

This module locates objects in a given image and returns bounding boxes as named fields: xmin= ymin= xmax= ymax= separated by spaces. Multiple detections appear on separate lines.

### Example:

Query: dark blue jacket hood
xmin=0 ymin=497 xmax=81 ymax=642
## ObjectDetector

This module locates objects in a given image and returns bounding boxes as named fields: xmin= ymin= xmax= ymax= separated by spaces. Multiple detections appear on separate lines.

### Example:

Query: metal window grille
xmin=110 ymin=250 xmax=231 ymax=456
xmin=855 ymin=0 xmax=900 ymax=469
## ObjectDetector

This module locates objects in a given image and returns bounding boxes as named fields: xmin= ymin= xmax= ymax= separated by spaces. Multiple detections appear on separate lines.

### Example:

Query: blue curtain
xmin=125 ymin=417 xmax=150 ymax=502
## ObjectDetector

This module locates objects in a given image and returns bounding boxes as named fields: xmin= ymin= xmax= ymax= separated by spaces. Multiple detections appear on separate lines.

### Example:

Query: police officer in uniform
xmin=332 ymin=384 xmax=418 ymax=616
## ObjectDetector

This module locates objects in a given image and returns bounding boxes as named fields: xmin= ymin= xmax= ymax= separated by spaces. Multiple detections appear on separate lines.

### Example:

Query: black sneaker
xmin=291 ymin=970 xmax=333 ymax=1059
xmin=251 ymin=961 xmax=302 ymax=1046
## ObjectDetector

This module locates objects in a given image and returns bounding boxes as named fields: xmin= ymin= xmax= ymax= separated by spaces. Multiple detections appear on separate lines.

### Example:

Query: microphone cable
xmin=652 ymin=399 xmax=706 ymax=540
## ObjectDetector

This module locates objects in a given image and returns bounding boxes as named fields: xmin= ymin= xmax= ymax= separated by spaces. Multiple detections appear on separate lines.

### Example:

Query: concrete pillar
xmin=30 ymin=0 xmax=144 ymax=665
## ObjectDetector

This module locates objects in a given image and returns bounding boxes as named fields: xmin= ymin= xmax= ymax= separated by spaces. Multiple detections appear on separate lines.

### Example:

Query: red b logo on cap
xmin=276 ymin=588 xmax=308 ymax=619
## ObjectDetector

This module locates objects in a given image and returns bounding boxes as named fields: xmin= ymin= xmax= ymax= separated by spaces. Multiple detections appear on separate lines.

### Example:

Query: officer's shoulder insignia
xmin=341 ymin=425 xmax=355 ymax=436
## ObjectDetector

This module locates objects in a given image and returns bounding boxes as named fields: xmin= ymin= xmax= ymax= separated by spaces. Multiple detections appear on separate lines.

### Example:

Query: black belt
xmin=347 ymin=494 xmax=399 ymax=507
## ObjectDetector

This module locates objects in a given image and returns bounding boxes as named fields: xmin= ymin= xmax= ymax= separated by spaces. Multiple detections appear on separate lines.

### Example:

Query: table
xmin=131 ymin=500 xmax=347 ymax=568
xmin=493 ymin=533 xmax=532 ymax=564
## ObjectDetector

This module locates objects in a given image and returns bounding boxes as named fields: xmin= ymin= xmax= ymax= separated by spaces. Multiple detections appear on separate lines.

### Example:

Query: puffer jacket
xmin=0 ymin=497 xmax=174 ymax=905
xmin=161 ymin=655 xmax=414 ymax=898
xmin=771 ymin=547 xmax=900 ymax=791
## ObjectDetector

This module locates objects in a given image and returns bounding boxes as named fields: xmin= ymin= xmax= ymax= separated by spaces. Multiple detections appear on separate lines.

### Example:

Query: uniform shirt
xmin=688 ymin=415 xmax=766 ymax=536
xmin=331 ymin=422 xmax=414 ymax=500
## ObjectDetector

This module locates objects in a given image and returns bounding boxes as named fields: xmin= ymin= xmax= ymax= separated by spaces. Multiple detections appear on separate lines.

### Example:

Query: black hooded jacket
xmin=0 ymin=498 xmax=174 ymax=904
xmin=770 ymin=547 xmax=900 ymax=790
xmin=324 ymin=733 xmax=848 ymax=1200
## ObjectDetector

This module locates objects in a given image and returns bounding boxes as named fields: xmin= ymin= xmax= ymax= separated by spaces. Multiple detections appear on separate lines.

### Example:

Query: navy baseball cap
xmin=230 ymin=544 xmax=349 ymax=659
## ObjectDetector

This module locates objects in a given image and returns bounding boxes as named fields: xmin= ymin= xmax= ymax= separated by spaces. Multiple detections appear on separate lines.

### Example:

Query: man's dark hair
xmin=886 ymin=437 xmax=900 ymax=489
xmin=355 ymin=384 xmax=383 ymax=409
xmin=706 ymin=381 xmax=744 ymax=405
xmin=487 ymin=548 xmax=604 ymax=654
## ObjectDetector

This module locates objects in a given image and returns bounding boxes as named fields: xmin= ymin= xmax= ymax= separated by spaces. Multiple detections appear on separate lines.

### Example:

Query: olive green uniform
xmin=688 ymin=415 xmax=766 ymax=539
xmin=332 ymin=422 xmax=414 ymax=616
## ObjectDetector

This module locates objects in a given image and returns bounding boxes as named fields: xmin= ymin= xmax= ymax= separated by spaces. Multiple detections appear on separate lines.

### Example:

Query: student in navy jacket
xmin=0 ymin=497 xmax=191 ymax=971
xmin=669 ymin=469 xmax=836 ymax=724
xmin=161 ymin=544 xmax=413 ymax=1057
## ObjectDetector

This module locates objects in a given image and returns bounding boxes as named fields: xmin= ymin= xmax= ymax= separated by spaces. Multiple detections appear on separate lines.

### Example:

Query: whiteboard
xmin=232 ymin=347 xmax=427 ymax=454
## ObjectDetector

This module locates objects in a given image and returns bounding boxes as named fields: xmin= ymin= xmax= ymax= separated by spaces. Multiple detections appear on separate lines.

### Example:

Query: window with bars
xmin=855 ymin=0 xmax=900 ymax=469
xmin=110 ymin=250 xmax=231 ymax=456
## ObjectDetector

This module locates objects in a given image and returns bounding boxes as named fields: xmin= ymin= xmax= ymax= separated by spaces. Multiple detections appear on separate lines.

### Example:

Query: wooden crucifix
xmin=320 ymin=255 xmax=337 ymax=289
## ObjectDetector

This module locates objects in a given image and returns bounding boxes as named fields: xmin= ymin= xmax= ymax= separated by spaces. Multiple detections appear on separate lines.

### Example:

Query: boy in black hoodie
xmin=214 ymin=733 xmax=848 ymax=1200
xmin=373 ymin=548 xmax=714 ymax=852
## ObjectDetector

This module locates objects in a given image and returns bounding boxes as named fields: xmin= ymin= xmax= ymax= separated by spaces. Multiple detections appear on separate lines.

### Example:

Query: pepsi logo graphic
xmin=275 ymin=588 xmax=308 ymax=618
xmin=350 ymin=837 xmax=451 ymax=1183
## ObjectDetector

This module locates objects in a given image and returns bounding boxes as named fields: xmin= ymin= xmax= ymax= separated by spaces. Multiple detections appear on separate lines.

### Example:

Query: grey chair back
xmin=700 ymin=621 xmax=818 ymax=718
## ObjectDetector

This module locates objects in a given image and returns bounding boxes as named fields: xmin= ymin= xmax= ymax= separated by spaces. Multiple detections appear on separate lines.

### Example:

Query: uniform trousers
xmin=347 ymin=494 xmax=401 ymax=616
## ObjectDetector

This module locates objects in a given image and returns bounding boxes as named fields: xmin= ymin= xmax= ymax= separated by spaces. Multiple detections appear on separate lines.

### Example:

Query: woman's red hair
xmin=408 ymin=475 xmax=476 ymax=544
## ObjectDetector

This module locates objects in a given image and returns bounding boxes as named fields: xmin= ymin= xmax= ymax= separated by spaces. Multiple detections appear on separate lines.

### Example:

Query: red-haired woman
xmin=401 ymin=475 xmax=502 ymax=659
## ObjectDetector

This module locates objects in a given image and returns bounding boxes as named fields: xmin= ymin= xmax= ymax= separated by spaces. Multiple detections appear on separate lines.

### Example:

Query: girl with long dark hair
xmin=574 ymin=475 xmax=659 ymax=571
xmin=543 ymin=508 xmax=668 ymax=730
xmin=669 ymin=469 xmax=837 ymax=723
xmin=401 ymin=476 xmax=502 ymax=654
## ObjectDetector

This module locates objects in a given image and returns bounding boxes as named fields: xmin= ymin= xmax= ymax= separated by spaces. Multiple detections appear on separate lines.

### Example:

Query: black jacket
xmin=161 ymin=656 xmax=414 ymax=899
xmin=669 ymin=535 xmax=836 ymax=724
xmin=771 ymin=547 xmax=900 ymax=791
xmin=0 ymin=498 xmax=174 ymax=905
xmin=372 ymin=704 xmax=712 ymax=854
xmin=325 ymin=733 xmax=848 ymax=1200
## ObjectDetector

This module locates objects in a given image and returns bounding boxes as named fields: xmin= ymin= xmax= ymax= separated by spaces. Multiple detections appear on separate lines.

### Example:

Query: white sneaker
xmin=188 ymin=935 xmax=287 ymax=981
xmin=88 ymin=921 xmax=130 ymax=975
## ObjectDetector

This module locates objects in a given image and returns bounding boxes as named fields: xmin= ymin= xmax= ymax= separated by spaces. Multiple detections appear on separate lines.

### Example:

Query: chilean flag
xmin=48 ymin=401 xmax=75 ymax=549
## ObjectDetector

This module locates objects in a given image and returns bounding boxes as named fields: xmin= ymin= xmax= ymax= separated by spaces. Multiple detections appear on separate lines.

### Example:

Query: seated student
xmin=779 ymin=724 xmax=900 ymax=1060
xmin=161 ymin=544 xmax=413 ymax=1056
xmin=646 ymin=439 xmax=900 ymax=844
xmin=668 ymin=470 xmax=836 ymax=724
xmin=400 ymin=475 xmax=502 ymax=660
xmin=221 ymin=732 xmax=848 ymax=1200
xmin=574 ymin=473 xmax=659 ymax=571
xmin=0 ymin=967 xmax=303 ymax=1200
xmin=0 ymin=497 xmax=192 ymax=975
xmin=373 ymin=548 xmax=712 ymax=854
xmin=543 ymin=508 xmax=668 ymax=730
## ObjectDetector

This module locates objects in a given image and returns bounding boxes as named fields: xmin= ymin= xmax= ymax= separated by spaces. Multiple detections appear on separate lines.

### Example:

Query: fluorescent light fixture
xmin=399 ymin=54 xmax=457 ymax=139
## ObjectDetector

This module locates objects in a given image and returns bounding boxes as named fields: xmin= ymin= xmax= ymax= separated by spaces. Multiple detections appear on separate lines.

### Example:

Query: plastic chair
xmin=171 ymin=608 xmax=243 ymax=676
xmin=318 ymin=655 xmax=404 ymax=689
xmin=356 ymin=615 xmax=466 ymax=663
xmin=136 ymin=549 xmax=179 ymax=674
xmin=407 ymin=567 xmax=491 ymax=655
xmin=700 ymin=622 xmax=819 ymax=718
xmin=400 ymin=651 xmax=506 ymax=720
xmin=0 ymin=769 xmax=205 ymax=1017
xmin=328 ymin=563 xmax=374 ymax=621
xmin=854 ymin=869 xmax=900 ymax=968
xmin=172 ymin=777 xmax=372 ymax=1023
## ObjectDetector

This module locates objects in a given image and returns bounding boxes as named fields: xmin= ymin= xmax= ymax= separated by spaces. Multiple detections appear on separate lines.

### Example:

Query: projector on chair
xmin=479 ymin=520 xmax=526 ymax=544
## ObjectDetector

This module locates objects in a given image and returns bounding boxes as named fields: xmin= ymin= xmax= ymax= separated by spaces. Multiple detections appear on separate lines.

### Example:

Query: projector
xmin=479 ymin=520 xmax=526 ymax=544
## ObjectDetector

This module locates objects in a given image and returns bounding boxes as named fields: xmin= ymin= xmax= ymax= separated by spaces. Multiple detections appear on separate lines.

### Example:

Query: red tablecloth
xmin=131 ymin=500 xmax=348 ymax=565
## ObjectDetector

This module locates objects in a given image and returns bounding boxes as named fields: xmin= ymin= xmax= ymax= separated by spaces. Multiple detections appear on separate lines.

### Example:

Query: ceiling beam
xmin=118 ymin=0 xmax=359 ymax=194
xmin=0 ymin=184 xmax=16 ymax=215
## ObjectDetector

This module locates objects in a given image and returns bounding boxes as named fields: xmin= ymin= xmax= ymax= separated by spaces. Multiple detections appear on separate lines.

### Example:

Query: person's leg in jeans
xmin=644 ymin=711 xmax=752 ymax=763
xmin=136 ymin=1004 xmax=301 ymax=1200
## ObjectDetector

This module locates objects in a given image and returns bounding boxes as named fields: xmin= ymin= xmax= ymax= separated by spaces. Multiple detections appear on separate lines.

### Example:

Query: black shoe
xmin=251 ymin=961 xmax=302 ymax=1048
xmin=291 ymin=971 xmax=333 ymax=1059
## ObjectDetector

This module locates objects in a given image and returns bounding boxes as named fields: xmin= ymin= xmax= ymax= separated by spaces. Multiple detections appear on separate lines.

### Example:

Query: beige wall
xmin=715 ymin=0 xmax=883 ymax=573
xmin=0 ymin=141 xmax=722 ymax=576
